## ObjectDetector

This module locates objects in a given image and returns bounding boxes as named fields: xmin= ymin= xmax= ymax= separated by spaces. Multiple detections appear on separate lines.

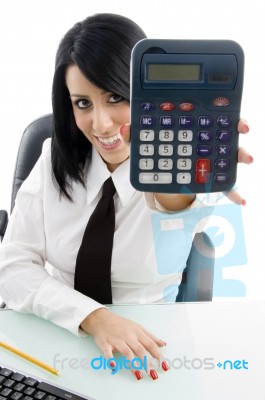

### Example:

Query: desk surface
xmin=0 ymin=302 xmax=264 ymax=400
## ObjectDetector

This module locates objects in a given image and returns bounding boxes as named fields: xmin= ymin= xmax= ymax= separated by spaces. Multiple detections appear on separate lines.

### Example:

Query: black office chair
xmin=0 ymin=114 xmax=215 ymax=303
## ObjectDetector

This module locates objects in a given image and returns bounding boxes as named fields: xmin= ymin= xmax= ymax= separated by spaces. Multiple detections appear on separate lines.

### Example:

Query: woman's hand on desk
xmin=80 ymin=308 xmax=168 ymax=380
xmin=120 ymin=118 xmax=253 ymax=210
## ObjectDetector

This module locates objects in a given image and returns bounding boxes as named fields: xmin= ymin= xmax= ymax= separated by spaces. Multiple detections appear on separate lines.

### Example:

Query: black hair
xmin=51 ymin=13 xmax=146 ymax=200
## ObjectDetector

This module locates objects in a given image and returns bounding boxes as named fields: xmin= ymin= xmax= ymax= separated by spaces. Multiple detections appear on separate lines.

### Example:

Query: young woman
xmin=0 ymin=13 xmax=252 ymax=380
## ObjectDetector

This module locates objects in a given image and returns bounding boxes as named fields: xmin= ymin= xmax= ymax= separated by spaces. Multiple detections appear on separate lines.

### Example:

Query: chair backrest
xmin=10 ymin=114 xmax=53 ymax=212
xmin=2 ymin=114 xmax=215 ymax=302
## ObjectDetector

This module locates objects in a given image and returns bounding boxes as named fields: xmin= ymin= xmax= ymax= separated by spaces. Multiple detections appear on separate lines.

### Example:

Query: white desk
xmin=0 ymin=302 xmax=264 ymax=400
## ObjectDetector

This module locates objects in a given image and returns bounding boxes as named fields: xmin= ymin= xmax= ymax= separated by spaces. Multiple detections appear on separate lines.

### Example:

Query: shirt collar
xmin=86 ymin=147 xmax=136 ymax=207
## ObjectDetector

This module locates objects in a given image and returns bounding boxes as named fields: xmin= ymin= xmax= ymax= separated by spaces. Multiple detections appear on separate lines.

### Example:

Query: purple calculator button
xmin=160 ymin=116 xmax=175 ymax=127
xmin=141 ymin=102 xmax=156 ymax=111
xmin=217 ymin=115 xmax=232 ymax=127
xmin=217 ymin=130 xmax=232 ymax=142
xmin=196 ymin=145 xmax=212 ymax=156
xmin=216 ymin=145 xmax=231 ymax=156
xmin=179 ymin=116 xmax=193 ymax=127
xmin=198 ymin=131 xmax=213 ymax=141
xmin=140 ymin=115 xmax=156 ymax=127
xmin=214 ymin=173 xmax=229 ymax=184
xmin=198 ymin=116 xmax=213 ymax=127
xmin=215 ymin=158 xmax=230 ymax=170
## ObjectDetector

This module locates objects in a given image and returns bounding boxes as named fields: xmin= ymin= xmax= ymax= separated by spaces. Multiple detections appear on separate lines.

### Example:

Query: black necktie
xmin=74 ymin=177 xmax=116 ymax=304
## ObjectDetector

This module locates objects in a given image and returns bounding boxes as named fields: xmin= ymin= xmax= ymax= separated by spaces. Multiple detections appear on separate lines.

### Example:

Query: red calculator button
xmin=160 ymin=102 xmax=175 ymax=111
xmin=196 ymin=159 xmax=211 ymax=183
xmin=179 ymin=102 xmax=194 ymax=111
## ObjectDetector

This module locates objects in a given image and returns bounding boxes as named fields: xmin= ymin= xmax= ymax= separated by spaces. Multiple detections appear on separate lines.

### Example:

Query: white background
xmin=0 ymin=0 xmax=264 ymax=300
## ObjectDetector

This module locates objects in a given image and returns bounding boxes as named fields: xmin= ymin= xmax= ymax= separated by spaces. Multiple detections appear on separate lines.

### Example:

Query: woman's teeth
xmin=97 ymin=133 xmax=121 ymax=145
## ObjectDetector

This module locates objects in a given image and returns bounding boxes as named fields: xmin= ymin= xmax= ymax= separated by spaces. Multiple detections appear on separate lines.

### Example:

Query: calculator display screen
xmin=147 ymin=64 xmax=200 ymax=81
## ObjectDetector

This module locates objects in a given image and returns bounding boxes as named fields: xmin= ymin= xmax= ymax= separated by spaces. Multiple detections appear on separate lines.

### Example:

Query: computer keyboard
xmin=0 ymin=364 xmax=95 ymax=400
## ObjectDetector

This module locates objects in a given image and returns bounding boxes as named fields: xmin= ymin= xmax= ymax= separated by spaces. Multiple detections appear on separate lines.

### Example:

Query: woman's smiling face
xmin=66 ymin=64 xmax=131 ymax=172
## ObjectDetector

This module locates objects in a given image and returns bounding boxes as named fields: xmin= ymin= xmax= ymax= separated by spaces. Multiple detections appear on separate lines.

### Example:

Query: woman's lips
xmin=96 ymin=133 xmax=121 ymax=146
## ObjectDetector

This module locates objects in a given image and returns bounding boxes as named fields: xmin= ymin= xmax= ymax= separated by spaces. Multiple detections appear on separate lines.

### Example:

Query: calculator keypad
xmin=135 ymin=101 xmax=237 ymax=192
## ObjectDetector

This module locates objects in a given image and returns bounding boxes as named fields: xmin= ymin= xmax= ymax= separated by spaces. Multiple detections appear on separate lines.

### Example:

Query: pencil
xmin=0 ymin=341 xmax=60 ymax=376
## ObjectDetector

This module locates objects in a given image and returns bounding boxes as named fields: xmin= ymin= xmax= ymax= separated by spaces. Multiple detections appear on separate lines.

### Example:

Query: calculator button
xmin=178 ymin=130 xmax=193 ymax=141
xmin=216 ymin=145 xmax=231 ymax=155
xmin=177 ymin=173 xmax=191 ymax=184
xmin=217 ymin=130 xmax=232 ymax=142
xmin=177 ymin=159 xmax=192 ymax=170
xmin=140 ymin=102 xmax=156 ymax=111
xmin=214 ymin=173 xmax=229 ymax=184
xmin=198 ymin=116 xmax=213 ymax=127
xmin=196 ymin=145 xmax=212 ymax=156
xmin=140 ymin=130 xmax=155 ymax=141
xmin=159 ymin=130 xmax=174 ymax=141
xmin=140 ymin=144 xmax=154 ymax=155
xmin=215 ymin=158 xmax=230 ymax=170
xmin=139 ymin=173 xmax=172 ymax=184
xmin=159 ymin=144 xmax=173 ymax=156
xmin=160 ymin=116 xmax=175 ymax=127
xmin=217 ymin=115 xmax=232 ymax=127
xmin=140 ymin=115 xmax=156 ymax=127
xmin=160 ymin=102 xmax=175 ymax=111
xmin=196 ymin=159 xmax=211 ymax=184
xmin=177 ymin=144 xmax=192 ymax=156
xmin=179 ymin=102 xmax=194 ymax=112
xmin=197 ymin=131 xmax=213 ymax=142
xmin=158 ymin=159 xmax=173 ymax=170
xmin=179 ymin=116 xmax=194 ymax=127
xmin=139 ymin=159 xmax=154 ymax=170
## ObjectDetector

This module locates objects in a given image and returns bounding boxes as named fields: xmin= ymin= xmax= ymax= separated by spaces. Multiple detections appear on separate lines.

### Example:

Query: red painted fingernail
xmin=162 ymin=361 xmax=170 ymax=371
xmin=243 ymin=123 xmax=250 ymax=131
xmin=247 ymin=155 xmax=254 ymax=163
xmin=150 ymin=369 xmax=158 ymax=380
xmin=109 ymin=361 xmax=116 ymax=367
xmin=134 ymin=370 xmax=143 ymax=380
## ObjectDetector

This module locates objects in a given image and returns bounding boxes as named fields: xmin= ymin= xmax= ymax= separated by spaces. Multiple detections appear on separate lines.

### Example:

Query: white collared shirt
xmin=0 ymin=139 xmax=217 ymax=335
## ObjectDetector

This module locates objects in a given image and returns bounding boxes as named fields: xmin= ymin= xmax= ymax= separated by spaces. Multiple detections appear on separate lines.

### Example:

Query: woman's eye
xmin=75 ymin=99 xmax=90 ymax=109
xmin=108 ymin=94 xmax=124 ymax=103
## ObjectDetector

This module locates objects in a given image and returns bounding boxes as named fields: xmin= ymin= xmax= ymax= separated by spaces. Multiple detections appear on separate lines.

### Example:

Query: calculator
xmin=130 ymin=39 xmax=244 ymax=193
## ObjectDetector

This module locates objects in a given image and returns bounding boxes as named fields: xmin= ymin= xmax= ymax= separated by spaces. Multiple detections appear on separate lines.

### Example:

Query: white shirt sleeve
xmin=0 ymin=140 xmax=104 ymax=336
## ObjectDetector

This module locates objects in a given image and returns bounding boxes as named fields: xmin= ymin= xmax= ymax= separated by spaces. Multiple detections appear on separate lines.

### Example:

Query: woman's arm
xmin=153 ymin=192 xmax=196 ymax=211
xmin=0 ymin=140 xmax=104 ymax=336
